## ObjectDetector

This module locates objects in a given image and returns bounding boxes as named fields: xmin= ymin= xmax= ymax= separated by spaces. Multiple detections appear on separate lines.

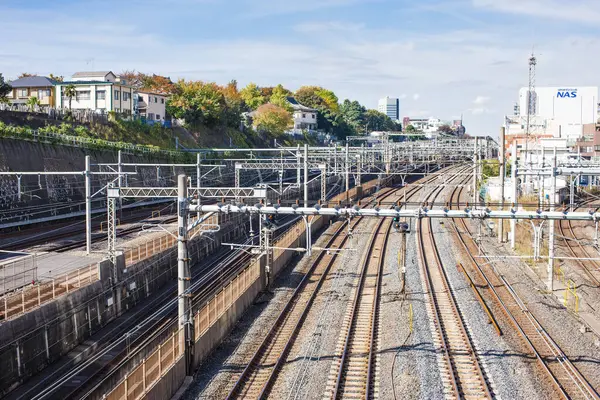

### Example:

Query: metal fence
xmin=194 ymin=259 xmax=260 ymax=340
xmin=0 ymin=254 xmax=37 ymax=295
xmin=124 ymin=214 xmax=219 ymax=266
xmin=105 ymin=329 xmax=183 ymax=400
xmin=1 ymin=263 xmax=98 ymax=320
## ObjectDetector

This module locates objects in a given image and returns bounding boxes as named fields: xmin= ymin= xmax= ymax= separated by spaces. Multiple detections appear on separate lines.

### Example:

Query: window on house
xmin=161 ymin=98 xmax=164 ymax=104
xmin=96 ymin=90 xmax=106 ymax=100
xmin=148 ymin=113 xmax=154 ymax=120
xmin=114 ymin=91 xmax=120 ymax=100
xmin=156 ymin=115 xmax=161 ymax=120
xmin=302 ymin=113 xmax=306 ymax=118
xmin=312 ymin=114 xmax=315 ymax=119
xmin=154 ymin=97 xmax=158 ymax=103
xmin=123 ymin=92 xmax=129 ymax=101
xmin=18 ymin=89 xmax=28 ymax=97
xmin=76 ymin=91 xmax=91 ymax=101
xmin=37 ymin=89 xmax=50 ymax=99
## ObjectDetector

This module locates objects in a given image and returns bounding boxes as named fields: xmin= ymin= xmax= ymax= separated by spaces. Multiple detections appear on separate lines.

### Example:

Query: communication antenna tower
xmin=524 ymin=50 xmax=537 ymax=184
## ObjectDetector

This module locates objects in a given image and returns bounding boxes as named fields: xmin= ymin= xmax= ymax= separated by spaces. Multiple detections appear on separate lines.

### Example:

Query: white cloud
xmin=2 ymin=3 xmax=600 ymax=137
xmin=472 ymin=0 xmax=600 ymax=23
xmin=294 ymin=21 xmax=365 ymax=33
xmin=473 ymin=95 xmax=490 ymax=105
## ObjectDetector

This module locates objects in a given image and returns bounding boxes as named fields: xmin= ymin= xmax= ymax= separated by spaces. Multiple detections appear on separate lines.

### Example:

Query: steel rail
xmin=449 ymin=186 xmax=600 ymax=400
xmin=417 ymin=170 xmax=492 ymax=399
xmin=225 ymin=186 xmax=402 ymax=399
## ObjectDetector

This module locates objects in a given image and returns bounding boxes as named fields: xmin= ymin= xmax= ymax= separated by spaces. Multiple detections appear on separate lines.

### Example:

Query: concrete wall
xmin=0 ymin=213 xmax=248 ymax=397
xmin=0 ymin=138 xmax=185 ymax=224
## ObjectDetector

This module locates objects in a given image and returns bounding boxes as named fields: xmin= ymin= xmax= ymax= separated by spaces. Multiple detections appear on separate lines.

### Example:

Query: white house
xmin=137 ymin=91 xmax=168 ymax=122
xmin=286 ymin=97 xmax=317 ymax=132
xmin=54 ymin=71 xmax=135 ymax=114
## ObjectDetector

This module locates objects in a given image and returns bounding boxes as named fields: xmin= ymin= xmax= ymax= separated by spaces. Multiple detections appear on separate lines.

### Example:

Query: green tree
xmin=405 ymin=124 xmax=416 ymax=132
xmin=294 ymin=86 xmax=327 ymax=109
xmin=315 ymin=88 xmax=339 ymax=112
xmin=253 ymin=104 xmax=292 ymax=137
xmin=63 ymin=84 xmax=77 ymax=110
xmin=26 ymin=96 xmax=40 ymax=111
xmin=340 ymin=99 xmax=366 ymax=132
xmin=0 ymin=73 xmax=11 ymax=102
xmin=270 ymin=84 xmax=292 ymax=111
xmin=240 ymin=83 xmax=266 ymax=110
xmin=18 ymin=73 xmax=37 ymax=78
xmin=168 ymin=80 xmax=226 ymax=127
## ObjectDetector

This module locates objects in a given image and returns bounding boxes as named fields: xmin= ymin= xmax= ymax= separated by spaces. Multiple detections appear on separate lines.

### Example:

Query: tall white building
xmin=378 ymin=97 xmax=400 ymax=121
xmin=506 ymin=86 xmax=599 ymax=140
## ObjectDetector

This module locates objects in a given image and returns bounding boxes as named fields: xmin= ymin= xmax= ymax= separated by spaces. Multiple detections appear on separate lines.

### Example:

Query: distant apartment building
xmin=5 ymin=76 xmax=56 ymax=108
xmin=403 ymin=116 xmax=448 ymax=138
xmin=54 ymin=71 xmax=135 ymax=114
xmin=378 ymin=97 xmax=400 ymax=121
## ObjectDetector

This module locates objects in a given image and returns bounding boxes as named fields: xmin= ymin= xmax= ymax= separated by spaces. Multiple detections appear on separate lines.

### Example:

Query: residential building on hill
xmin=137 ymin=91 xmax=167 ymax=122
xmin=54 ymin=71 xmax=135 ymax=115
xmin=287 ymin=97 xmax=317 ymax=132
xmin=5 ymin=76 xmax=56 ymax=108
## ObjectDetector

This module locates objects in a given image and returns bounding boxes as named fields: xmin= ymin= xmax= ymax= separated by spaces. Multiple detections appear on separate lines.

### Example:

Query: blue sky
xmin=2 ymin=0 xmax=600 ymax=136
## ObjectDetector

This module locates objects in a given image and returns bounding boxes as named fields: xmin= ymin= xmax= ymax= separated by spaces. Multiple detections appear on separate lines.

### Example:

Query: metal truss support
xmin=116 ymin=186 xmax=261 ymax=199
xmin=117 ymin=151 xmax=123 ymax=220
xmin=191 ymin=203 xmax=600 ymax=221
xmin=107 ymin=184 xmax=117 ymax=277
xmin=304 ymin=144 xmax=309 ymax=207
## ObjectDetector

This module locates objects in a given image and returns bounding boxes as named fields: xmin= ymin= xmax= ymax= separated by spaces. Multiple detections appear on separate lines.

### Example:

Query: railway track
xmin=449 ymin=185 xmax=600 ymax=400
xmin=557 ymin=209 xmax=600 ymax=286
xmin=225 ymin=172 xmax=444 ymax=400
xmin=417 ymin=171 xmax=492 ymax=399
xmin=11 ymin=180 xmax=384 ymax=400
xmin=323 ymin=203 xmax=389 ymax=399
xmin=225 ymin=186 xmax=402 ymax=400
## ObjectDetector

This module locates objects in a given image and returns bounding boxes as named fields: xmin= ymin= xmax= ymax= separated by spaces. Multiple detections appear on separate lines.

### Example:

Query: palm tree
xmin=63 ymin=84 xmax=76 ymax=110
xmin=26 ymin=96 xmax=40 ymax=111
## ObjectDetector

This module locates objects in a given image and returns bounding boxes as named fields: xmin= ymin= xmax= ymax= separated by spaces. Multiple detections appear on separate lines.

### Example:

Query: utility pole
xmin=304 ymin=144 xmax=309 ymax=207
xmin=345 ymin=142 xmax=350 ymax=199
xmin=511 ymin=143 xmax=518 ymax=249
xmin=498 ymin=127 xmax=505 ymax=243
xmin=85 ymin=155 xmax=92 ymax=255
xmin=177 ymin=175 xmax=191 ymax=374
xmin=473 ymin=137 xmax=478 ymax=205
xmin=548 ymin=147 xmax=557 ymax=292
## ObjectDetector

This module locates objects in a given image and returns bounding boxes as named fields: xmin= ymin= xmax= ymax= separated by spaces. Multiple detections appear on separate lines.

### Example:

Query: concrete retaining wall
xmin=0 ymin=213 xmax=248 ymax=397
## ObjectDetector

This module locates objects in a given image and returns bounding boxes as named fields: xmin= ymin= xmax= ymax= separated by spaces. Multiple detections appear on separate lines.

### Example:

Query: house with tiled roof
xmin=54 ymin=71 xmax=134 ymax=115
xmin=6 ymin=76 xmax=56 ymax=108
xmin=286 ymin=97 xmax=318 ymax=132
